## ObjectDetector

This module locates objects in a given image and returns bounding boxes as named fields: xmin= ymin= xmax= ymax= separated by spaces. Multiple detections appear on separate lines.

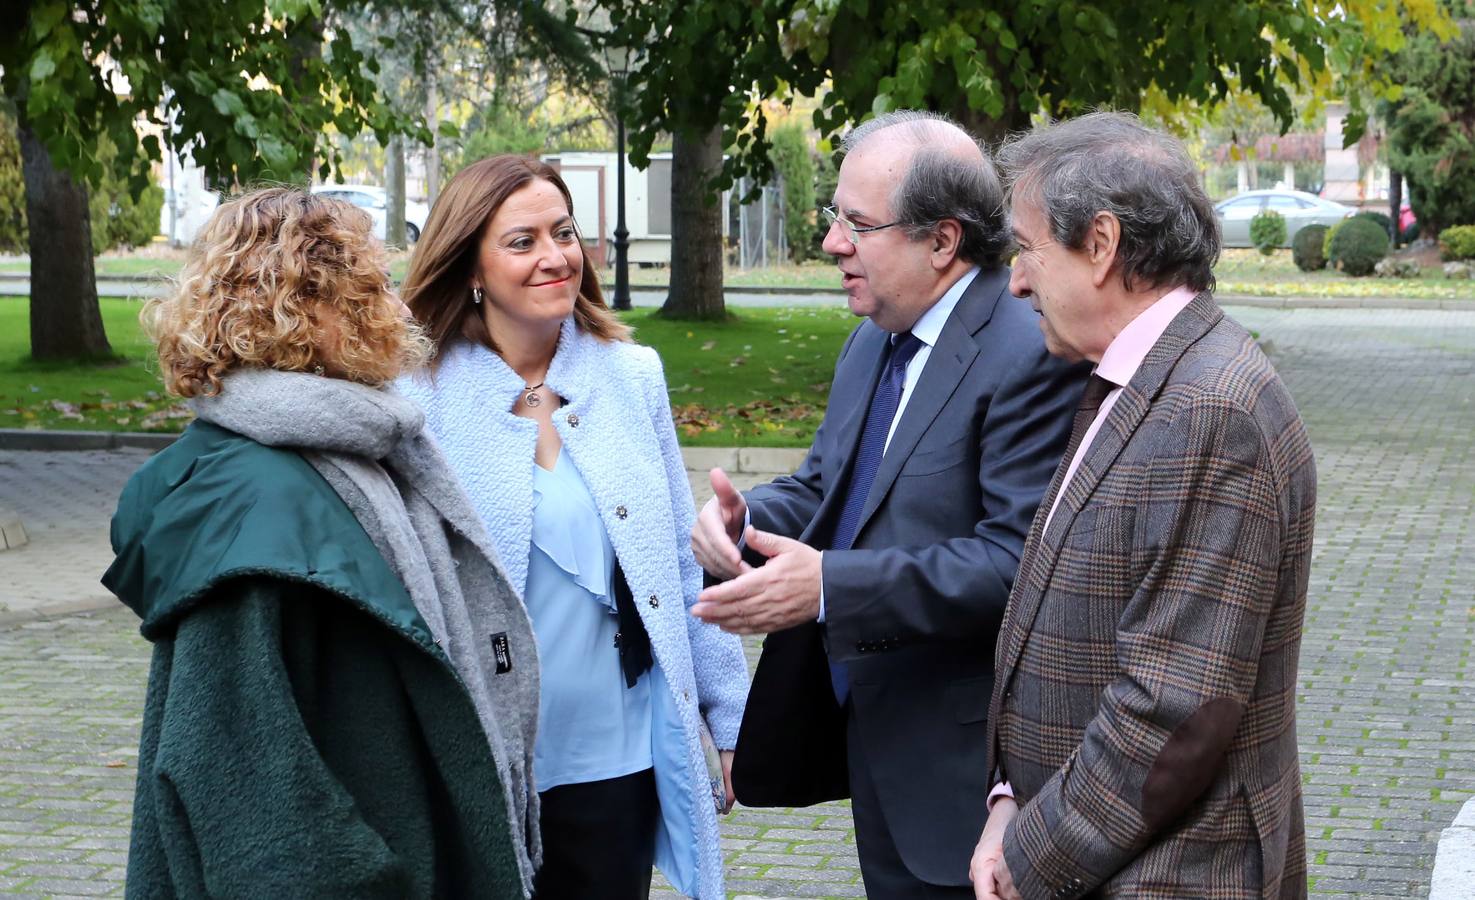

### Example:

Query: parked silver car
xmin=311 ymin=184 xmax=429 ymax=244
xmin=1214 ymin=190 xmax=1355 ymax=248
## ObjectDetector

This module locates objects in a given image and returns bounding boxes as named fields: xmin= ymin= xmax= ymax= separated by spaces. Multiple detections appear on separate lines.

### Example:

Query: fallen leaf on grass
xmin=700 ymin=340 xmax=717 ymax=351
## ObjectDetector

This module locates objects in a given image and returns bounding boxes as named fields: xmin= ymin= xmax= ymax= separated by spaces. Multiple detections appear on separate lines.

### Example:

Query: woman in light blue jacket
xmin=396 ymin=155 xmax=748 ymax=900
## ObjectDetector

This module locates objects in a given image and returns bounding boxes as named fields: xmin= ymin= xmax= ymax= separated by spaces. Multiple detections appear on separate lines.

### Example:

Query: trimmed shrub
xmin=1328 ymin=217 xmax=1390 ymax=277
xmin=0 ymin=110 xmax=27 ymax=254
xmin=1249 ymin=210 xmax=1287 ymax=254
xmin=1439 ymin=225 xmax=1475 ymax=261
xmin=1292 ymin=224 xmax=1329 ymax=271
xmin=771 ymin=121 xmax=817 ymax=263
xmin=1354 ymin=210 xmax=1394 ymax=237
xmin=1323 ymin=219 xmax=1348 ymax=265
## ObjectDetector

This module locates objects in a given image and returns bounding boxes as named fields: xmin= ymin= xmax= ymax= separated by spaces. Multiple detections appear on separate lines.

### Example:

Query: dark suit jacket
xmin=731 ymin=266 xmax=1087 ymax=886
xmin=986 ymin=293 xmax=1316 ymax=899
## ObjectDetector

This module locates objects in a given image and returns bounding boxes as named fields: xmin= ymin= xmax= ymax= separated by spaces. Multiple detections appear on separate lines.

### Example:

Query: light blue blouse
xmin=526 ymin=446 xmax=653 ymax=791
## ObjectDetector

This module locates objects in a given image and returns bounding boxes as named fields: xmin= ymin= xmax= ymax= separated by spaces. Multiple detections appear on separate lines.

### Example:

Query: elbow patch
xmin=1140 ymin=696 xmax=1244 ymax=831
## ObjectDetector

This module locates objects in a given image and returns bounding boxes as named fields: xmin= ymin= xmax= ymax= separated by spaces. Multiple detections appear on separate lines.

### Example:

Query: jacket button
xmin=683 ymin=690 xmax=691 ymax=702
xmin=648 ymin=594 xmax=660 ymax=608
xmin=613 ymin=631 xmax=622 ymax=648
xmin=566 ymin=413 xmax=580 ymax=427
xmin=615 ymin=505 xmax=628 ymax=519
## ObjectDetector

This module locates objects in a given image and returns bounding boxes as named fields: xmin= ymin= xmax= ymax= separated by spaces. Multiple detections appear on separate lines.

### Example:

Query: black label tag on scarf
xmin=490 ymin=632 xmax=512 ymax=674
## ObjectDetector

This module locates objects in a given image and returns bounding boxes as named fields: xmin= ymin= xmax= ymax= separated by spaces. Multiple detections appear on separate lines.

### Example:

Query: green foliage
xmin=1293 ymin=224 xmax=1329 ymax=271
xmin=1250 ymin=210 xmax=1288 ymax=254
xmin=1323 ymin=219 xmax=1348 ymax=263
xmin=601 ymin=0 xmax=1452 ymax=203
xmin=1 ymin=0 xmax=435 ymax=194
xmin=770 ymin=122 xmax=817 ymax=262
xmin=1329 ymin=216 xmax=1391 ymax=276
xmin=0 ymin=110 xmax=161 ymax=254
xmin=810 ymin=149 xmax=839 ymax=258
xmin=448 ymin=107 xmax=550 ymax=175
xmin=1384 ymin=9 xmax=1475 ymax=235
xmin=1439 ymin=225 xmax=1475 ymax=261
xmin=87 ymin=134 xmax=163 ymax=255
xmin=1354 ymin=210 xmax=1394 ymax=236
xmin=0 ymin=110 xmax=24 ymax=254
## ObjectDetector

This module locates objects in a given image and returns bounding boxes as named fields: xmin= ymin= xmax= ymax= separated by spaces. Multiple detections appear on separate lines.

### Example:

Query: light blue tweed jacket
xmin=397 ymin=317 xmax=748 ymax=900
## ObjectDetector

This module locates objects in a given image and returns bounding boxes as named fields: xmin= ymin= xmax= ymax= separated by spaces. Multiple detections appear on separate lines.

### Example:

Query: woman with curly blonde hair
xmin=105 ymin=186 xmax=539 ymax=899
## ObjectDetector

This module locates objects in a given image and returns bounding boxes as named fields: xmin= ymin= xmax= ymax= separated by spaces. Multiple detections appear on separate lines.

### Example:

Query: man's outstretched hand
xmin=690 ymin=526 xmax=821 ymax=635
xmin=691 ymin=467 xmax=750 ymax=581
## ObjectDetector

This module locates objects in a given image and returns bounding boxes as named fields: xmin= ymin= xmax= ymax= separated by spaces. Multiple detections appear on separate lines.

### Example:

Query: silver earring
xmin=472 ymin=287 xmax=484 ymax=305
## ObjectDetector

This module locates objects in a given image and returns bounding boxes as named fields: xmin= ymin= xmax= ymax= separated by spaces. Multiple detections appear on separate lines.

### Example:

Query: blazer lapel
xmin=797 ymin=325 xmax=891 ymax=546
xmin=852 ymin=270 xmax=1003 ymax=537
xmin=993 ymin=292 xmax=1225 ymax=693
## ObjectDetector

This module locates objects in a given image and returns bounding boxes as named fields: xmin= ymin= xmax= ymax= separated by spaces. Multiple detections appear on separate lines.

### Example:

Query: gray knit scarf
xmin=191 ymin=368 xmax=540 ymax=895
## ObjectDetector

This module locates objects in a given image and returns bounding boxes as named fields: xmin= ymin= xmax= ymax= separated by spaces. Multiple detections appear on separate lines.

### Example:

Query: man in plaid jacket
xmin=972 ymin=112 xmax=1316 ymax=899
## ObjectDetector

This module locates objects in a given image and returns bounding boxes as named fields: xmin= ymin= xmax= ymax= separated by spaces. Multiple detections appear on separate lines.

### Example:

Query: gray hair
xmin=996 ymin=111 xmax=1219 ymax=293
xmin=841 ymin=110 xmax=1011 ymax=270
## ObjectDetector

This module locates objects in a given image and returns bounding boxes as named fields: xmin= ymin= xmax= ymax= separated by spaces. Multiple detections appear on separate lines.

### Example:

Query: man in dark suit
xmin=689 ymin=110 xmax=1086 ymax=896
xmin=971 ymin=112 xmax=1316 ymax=900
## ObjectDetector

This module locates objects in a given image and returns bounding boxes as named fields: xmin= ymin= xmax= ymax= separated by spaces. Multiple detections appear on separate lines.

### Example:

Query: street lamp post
xmin=605 ymin=45 xmax=633 ymax=311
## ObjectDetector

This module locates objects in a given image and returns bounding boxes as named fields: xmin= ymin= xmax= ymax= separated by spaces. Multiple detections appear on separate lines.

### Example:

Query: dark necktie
xmin=826 ymin=331 xmax=924 ymax=703
xmin=1041 ymin=373 xmax=1117 ymax=531
xmin=1061 ymin=373 xmax=1116 ymax=470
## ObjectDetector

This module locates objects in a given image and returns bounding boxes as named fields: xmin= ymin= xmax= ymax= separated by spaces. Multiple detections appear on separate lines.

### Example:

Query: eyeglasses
xmin=822 ymin=206 xmax=902 ymax=245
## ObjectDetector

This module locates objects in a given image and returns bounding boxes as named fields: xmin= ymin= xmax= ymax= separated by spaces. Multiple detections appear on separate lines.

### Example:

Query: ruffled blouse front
xmin=524 ymin=446 xmax=653 ymax=791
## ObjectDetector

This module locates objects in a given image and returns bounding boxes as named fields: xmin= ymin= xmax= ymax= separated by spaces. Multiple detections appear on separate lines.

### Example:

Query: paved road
xmin=2 ymin=305 xmax=1473 ymax=898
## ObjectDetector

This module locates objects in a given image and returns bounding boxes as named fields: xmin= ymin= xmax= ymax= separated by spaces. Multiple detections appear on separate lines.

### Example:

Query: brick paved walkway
xmin=1 ymin=305 xmax=1473 ymax=898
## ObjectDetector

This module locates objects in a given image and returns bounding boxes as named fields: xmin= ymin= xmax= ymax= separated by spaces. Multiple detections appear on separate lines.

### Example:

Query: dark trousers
xmin=847 ymin=708 xmax=976 ymax=899
xmin=532 ymin=768 xmax=659 ymax=900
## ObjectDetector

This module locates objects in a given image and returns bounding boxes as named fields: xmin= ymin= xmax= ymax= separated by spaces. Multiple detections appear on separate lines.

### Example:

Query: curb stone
xmin=0 ymin=429 xmax=810 ymax=474
xmin=0 ymin=595 xmax=118 ymax=629
xmin=0 ymin=428 xmax=178 ymax=452
xmin=1430 ymin=797 xmax=1475 ymax=899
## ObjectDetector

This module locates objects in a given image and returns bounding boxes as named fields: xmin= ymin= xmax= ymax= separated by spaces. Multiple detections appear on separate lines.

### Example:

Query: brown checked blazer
xmin=985 ymin=293 xmax=1316 ymax=899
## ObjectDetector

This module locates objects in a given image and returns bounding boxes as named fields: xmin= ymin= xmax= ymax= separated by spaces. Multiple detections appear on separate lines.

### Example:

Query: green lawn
xmin=5 ymin=249 xmax=1470 ymax=298
xmin=0 ymin=297 xmax=857 ymax=445
xmin=1214 ymin=249 xmax=1475 ymax=300
xmin=0 ymin=298 xmax=187 ymax=432
xmin=0 ymin=257 xmax=182 ymax=279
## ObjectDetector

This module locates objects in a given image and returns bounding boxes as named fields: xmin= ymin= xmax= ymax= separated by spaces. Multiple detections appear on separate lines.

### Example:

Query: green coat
xmin=105 ymin=422 xmax=525 ymax=899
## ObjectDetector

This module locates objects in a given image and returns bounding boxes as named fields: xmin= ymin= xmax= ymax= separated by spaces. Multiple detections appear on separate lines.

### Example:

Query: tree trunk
xmin=386 ymin=135 xmax=407 ymax=248
xmin=1389 ymin=169 xmax=1403 ymax=248
xmin=18 ymin=122 xmax=110 ymax=360
xmin=660 ymin=126 xmax=726 ymax=320
xmin=425 ymin=83 xmax=441 ymax=208
xmin=950 ymin=103 xmax=1027 ymax=148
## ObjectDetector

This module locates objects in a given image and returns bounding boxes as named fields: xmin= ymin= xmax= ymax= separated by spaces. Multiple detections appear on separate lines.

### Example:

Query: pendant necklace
xmin=523 ymin=381 xmax=545 ymax=407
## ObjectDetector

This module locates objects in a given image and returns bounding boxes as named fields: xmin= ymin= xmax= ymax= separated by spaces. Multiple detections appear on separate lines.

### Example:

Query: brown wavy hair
xmin=143 ymin=187 xmax=431 ymax=398
xmin=401 ymin=154 xmax=629 ymax=361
